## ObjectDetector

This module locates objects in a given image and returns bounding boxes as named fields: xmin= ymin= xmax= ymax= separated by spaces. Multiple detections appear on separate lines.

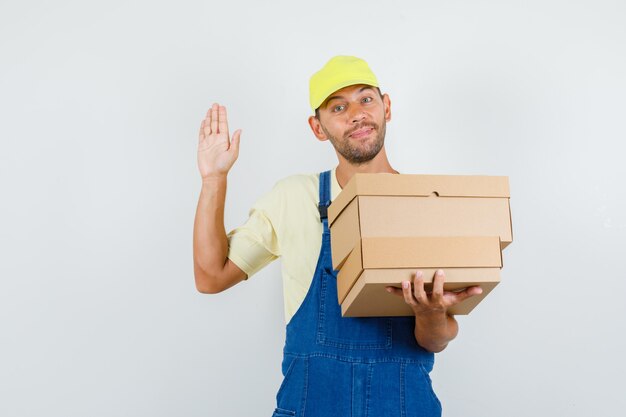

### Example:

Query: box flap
xmin=328 ymin=173 xmax=510 ymax=227
xmin=361 ymin=236 xmax=503 ymax=268
xmin=330 ymin=197 xmax=361 ymax=270
xmin=328 ymin=174 xmax=360 ymax=227
xmin=336 ymin=239 xmax=364 ymax=304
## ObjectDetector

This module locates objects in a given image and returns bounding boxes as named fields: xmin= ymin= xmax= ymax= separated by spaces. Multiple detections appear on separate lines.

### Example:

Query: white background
xmin=1 ymin=0 xmax=625 ymax=416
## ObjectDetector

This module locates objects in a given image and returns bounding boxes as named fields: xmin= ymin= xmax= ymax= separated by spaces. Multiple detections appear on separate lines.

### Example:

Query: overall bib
xmin=272 ymin=171 xmax=441 ymax=417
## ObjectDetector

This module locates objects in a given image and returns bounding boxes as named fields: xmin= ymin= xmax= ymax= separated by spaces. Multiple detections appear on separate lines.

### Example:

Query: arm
xmin=386 ymin=269 xmax=483 ymax=353
xmin=193 ymin=103 xmax=246 ymax=294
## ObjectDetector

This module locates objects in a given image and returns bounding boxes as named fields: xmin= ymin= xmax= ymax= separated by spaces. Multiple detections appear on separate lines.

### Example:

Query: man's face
xmin=312 ymin=84 xmax=390 ymax=165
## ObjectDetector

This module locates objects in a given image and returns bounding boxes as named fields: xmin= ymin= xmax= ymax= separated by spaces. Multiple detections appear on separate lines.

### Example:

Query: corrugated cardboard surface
xmin=328 ymin=174 xmax=512 ymax=270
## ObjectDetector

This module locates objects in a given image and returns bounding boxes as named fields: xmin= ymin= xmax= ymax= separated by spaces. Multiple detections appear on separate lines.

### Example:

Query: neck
xmin=335 ymin=147 xmax=398 ymax=189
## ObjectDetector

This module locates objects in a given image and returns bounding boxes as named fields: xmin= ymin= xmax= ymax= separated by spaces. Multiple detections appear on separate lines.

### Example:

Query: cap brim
xmin=312 ymin=78 xmax=379 ymax=111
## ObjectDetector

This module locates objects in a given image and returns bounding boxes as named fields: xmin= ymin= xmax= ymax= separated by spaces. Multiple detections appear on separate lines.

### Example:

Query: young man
xmin=193 ymin=56 xmax=482 ymax=417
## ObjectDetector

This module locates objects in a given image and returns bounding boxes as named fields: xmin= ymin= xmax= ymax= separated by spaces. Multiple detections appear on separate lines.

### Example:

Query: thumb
xmin=229 ymin=129 xmax=242 ymax=157
xmin=448 ymin=285 xmax=483 ymax=305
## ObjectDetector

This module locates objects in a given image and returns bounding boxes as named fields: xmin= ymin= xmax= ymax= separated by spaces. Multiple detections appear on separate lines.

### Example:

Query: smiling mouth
xmin=349 ymin=127 xmax=374 ymax=138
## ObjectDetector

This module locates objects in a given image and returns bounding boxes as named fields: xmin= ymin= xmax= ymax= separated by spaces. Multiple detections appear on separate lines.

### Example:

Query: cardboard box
xmin=338 ymin=236 xmax=502 ymax=316
xmin=328 ymin=173 xmax=512 ymax=316
xmin=328 ymin=173 xmax=512 ymax=270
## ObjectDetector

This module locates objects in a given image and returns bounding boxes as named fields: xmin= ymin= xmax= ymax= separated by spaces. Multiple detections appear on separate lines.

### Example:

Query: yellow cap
xmin=309 ymin=55 xmax=379 ymax=111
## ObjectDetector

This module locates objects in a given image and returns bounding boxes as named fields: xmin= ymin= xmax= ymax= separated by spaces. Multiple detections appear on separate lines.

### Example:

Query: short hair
xmin=314 ymin=86 xmax=383 ymax=119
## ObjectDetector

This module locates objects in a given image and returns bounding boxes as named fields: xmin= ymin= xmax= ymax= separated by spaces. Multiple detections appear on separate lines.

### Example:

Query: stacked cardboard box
xmin=328 ymin=173 xmax=512 ymax=317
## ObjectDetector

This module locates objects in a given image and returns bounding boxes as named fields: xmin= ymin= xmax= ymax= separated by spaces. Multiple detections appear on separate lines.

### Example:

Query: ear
xmin=308 ymin=115 xmax=329 ymax=142
xmin=382 ymin=93 xmax=392 ymax=122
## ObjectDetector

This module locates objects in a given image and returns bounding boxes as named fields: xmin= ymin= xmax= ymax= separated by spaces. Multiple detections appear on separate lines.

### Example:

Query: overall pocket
xmin=403 ymin=362 xmax=442 ymax=417
xmin=271 ymin=407 xmax=296 ymax=417
xmin=274 ymin=356 xmax=306 ymax=415
xmin=316 ymin=269 xmax=392 ymax=350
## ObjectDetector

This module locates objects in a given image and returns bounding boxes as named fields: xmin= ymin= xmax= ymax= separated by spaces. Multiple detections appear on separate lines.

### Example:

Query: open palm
xmin=197 ymin=103 xmax=241 ymax=179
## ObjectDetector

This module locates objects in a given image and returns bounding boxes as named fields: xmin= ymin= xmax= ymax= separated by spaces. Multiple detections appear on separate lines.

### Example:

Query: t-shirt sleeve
xmin=226 ymin=183 xmax=283 ymax=279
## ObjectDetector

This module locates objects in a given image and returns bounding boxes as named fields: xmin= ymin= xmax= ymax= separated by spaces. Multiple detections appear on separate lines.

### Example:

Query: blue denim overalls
xmin=272 ymin=171 xmax=441 ymax=417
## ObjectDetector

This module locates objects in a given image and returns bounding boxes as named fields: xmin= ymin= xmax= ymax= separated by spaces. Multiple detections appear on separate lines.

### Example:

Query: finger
xmin=385 ymin=286 xmax=403 ymax=297
xmin=229 ymin=129 xmax=242 ymax=157
xmin=210 ymin=103 xmax=219 ymax=134
xmin=412 ymin=271 xmax=428 ymax=304
xmin=432 ymin=269 xmax=445 ymax=302
xmin=203 ymin=108 xmax=212 ymax=136
xmin=402 ymin=281 xmax=417 ymax=307
xmin=218 ymin=105 xmax=229 ymax=136
xmin=199 ymin=119 xmax=206 ymax=142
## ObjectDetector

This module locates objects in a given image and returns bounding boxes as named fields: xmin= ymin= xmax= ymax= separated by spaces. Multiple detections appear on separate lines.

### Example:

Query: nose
xmin=349 ymin=108 xmax=366 ymax=123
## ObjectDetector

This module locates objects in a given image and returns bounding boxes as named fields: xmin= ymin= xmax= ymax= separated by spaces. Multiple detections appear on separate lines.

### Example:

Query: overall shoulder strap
xmin=318 ymin=170 xmax=331 ymax=223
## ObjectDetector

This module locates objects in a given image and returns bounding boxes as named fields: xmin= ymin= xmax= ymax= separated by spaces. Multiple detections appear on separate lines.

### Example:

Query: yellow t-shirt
xmin=226 ymin=168 xmax=341 ymax=324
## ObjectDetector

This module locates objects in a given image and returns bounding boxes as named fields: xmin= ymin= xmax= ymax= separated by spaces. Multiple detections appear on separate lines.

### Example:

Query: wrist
xmin=414 ymin=309 xmax=449 ymax=334
xmin=414 ymin=312 xmax=458 ymax=350
xmin=201 ymin=174 xmax=227 ymax=185
xmin=415 ymin=307 xmax=447 ymax=323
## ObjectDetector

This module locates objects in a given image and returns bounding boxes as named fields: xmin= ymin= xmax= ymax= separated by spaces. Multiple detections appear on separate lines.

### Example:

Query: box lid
xmin=328 ymin=173 xmax=510 ymax=227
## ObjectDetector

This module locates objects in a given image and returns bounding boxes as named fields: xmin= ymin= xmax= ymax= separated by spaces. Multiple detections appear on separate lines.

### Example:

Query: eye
xmin=332 ymin=104 xmax=345 ymax=112
xmin=362 ymin=96 xmax=373 ymax=103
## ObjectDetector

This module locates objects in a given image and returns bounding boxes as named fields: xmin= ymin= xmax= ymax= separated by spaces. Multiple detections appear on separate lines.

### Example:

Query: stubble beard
xmin=321 ymin=120 xmax=387 ymax=165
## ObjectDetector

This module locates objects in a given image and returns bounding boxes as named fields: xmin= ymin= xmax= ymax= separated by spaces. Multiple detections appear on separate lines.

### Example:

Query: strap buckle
xmin=318 ymin=203 xmax=328 ymax=221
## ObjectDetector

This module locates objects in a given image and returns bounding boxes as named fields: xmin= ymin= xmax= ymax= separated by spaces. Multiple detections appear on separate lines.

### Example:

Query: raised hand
xmin=197 ymin=103 xmax=242 ymax=180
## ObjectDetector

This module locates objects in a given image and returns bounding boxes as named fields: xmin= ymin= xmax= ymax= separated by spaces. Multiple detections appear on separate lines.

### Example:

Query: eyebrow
xmin=324 ymin=86 xmax=375 ymax=108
